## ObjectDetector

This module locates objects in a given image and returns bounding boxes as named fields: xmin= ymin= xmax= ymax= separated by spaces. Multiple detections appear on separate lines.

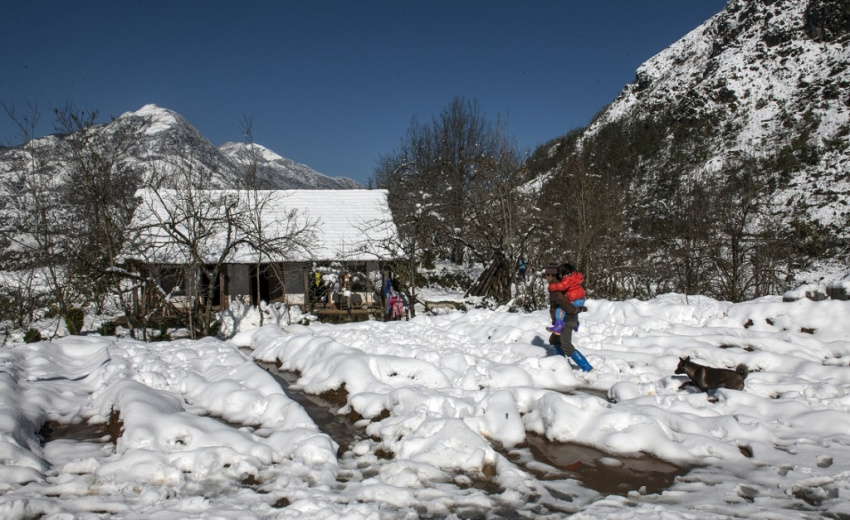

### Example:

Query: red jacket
xmin=548 ymin=272 xmax=586 ymax=302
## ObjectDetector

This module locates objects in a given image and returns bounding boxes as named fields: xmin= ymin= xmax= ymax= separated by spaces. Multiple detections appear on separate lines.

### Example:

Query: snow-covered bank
xmin=0 ymin=336 xmax=339 ymax=518
xmin=2 ymin=294 xmax=850 ymax=518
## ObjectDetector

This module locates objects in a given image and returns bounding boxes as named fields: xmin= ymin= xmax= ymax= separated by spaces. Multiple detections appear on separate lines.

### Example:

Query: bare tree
xmin=461 ymin=133 xmax=537 ymax=302
xmin=707 ymin=156 xmax=792 ymax=301
xmin=238 ymin=190 xmax=318 ymax=323
xmin=138 ymin=186 xmax=241 ymax=336
xmin=653 ymin=167 xmax=715 ymax=300
xmin=373 ymin=97 xmax=531 ymax=302
xmin=53 ymin=104 xmax=143 ymax=312
xmin=434 ymin=98 xmax=488 ymax=264
xmin=354 ymin=183 xmax=436 ymax=318
xmin=239 ymin=117 xmax=268 ymax=325
xmin=373 ymin=122 xmax=445 ymax=264
xmin=0 ymin=102 xmax=82 ymax=335
xmin=462 ymin=118 xmax=526 ymax=260
xmin=235 ymin=117 xmax=317 ymax=325
xmin=374 ymin=97 xmax=522 ymax=265
xmin=532 ymin=153 xmax=628 ymax=298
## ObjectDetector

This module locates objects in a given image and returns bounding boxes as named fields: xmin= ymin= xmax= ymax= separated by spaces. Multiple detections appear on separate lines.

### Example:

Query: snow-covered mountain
xmin=534 ymin=0 xmax=849 ymax=232
xmin=219 ymin=141 xmax=362 ymax=190
xmin=0 ymin=104 xmax=362 ymax=190
xmin=584 ymin=0 xmax=849 ymax=228
xmin=523 ymin=0 xmax=849 ymax=297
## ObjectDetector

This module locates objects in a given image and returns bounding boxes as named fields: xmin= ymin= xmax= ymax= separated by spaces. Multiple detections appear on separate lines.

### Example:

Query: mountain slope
xmin=0 ymin=104 xmax=362 ymax=190
xmin=527 ymin=0 xmax=849 ymax=300
xmin=219 ymin=141 xmax=362 ymax=190
xmin=114 ymin=104 xmax=241 ymax=187
xmin=583 ymin=0 xmax=850 ymax=228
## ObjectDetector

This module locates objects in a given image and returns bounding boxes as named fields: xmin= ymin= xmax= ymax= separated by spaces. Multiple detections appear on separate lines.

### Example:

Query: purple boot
xmin=546 ymin=320 xmax=566 ymax=335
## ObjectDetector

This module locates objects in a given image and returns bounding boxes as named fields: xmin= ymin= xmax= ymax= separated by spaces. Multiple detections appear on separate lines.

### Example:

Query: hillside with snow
xmin=219 ymin=141 xmax=362 ymax=190
xmin=527 ymin=0 xmax=849 ymax=299
xmin=0 ymin=104 xmax=362 ymax=191
xmin=586 ymin=0 xmax=850 ymax=228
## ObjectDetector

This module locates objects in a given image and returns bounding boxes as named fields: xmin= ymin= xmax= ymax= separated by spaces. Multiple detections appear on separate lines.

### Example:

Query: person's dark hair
xmin=558 ymin=263 xmax=575 ymax=278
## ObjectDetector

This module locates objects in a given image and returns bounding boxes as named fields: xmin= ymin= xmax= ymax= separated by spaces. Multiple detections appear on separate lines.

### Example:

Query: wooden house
xmin=122 ymin=188 xmax=399 ymax=317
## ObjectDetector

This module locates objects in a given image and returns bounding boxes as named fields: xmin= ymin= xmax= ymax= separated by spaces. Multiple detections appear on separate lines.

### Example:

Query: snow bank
xmin=3 ymin=293 xmax=850 ymax=518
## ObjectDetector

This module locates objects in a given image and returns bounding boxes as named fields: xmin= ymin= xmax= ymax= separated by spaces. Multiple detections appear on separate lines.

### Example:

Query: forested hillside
xmin=375 ymin=0 xmax=849 ymax=304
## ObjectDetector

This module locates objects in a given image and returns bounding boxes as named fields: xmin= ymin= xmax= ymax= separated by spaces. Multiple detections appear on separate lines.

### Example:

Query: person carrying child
xmin=546 ymin=262 xmax=586 ymax=334
xmin=543 ymin=262 xmax=593 ymax=372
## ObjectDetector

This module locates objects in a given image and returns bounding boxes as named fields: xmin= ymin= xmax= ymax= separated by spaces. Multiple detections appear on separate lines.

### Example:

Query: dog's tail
xmin=736 ymin=364 xmax=749 ymax=378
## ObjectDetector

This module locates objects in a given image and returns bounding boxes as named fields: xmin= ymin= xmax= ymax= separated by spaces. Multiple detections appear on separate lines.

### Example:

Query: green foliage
xmin=24 ymin=328 xmax=42 ymax=343
xmin=151 ymin=320 xmax=172 ymax=342
xmin=525 ymin=128 xmax=583 ymax=176
xmin=207 ymin=320 xmax=221 ymax=338
xmin=770 ymin=110 xmax=821 ymax=178
xmin=64 ymin=307 xmax=85 ymax=336
xmin=97 ymin=320 xmax=117 ymax=336
xmin=805 ymin=0 xmax=850 ymax=42
xmin=789 ymin=209 xmax=832 ymax=258
xmin=420 ymin=250 xmax=437 ymax=270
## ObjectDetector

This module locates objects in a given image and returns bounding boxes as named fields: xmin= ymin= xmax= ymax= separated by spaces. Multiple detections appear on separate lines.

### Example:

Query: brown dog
xmin=675 ymin=356 xmax=748 ymax=391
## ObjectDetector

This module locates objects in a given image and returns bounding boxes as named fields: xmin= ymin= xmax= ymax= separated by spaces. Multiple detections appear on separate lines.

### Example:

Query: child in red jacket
xmin=546 ymin=263 xmax=586 ymax=335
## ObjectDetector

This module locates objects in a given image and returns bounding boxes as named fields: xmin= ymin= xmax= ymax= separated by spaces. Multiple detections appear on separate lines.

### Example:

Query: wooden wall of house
xmin=217 ymin=260 xmax=387 ymax=310
xmin=225 ymin=264 xmax=251 ymax=301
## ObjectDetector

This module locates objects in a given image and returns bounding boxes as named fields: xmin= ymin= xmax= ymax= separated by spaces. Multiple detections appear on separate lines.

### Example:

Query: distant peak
xmin=121 ymin=104 xmax=185 ymax=136
xmin=220 ymin=141 xmax=284 ymax=162
xmin=126 ymin=104 xmax=176 ymax=117
xmin=248 ymin=142 xmax=284 ymax=162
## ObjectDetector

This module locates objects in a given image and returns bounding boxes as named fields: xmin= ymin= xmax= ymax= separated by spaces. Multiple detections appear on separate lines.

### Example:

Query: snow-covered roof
xmin=125 ymin=188 xmax=398 ymax=263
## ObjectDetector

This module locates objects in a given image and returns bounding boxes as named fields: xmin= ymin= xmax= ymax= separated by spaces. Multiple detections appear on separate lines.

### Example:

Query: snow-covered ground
xmin=2 ymin=293 xmax=850 ymax=519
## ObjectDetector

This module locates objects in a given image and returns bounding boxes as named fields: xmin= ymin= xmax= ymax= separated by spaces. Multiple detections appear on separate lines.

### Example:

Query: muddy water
xmin=256 ymin=360 xmax=689 ymax=496
xmin=40 ymin=421 xmax=112 ymax=443
xmin=517 ymin=434 xmax=688 ymax=495
xmin=255 ymin=360 xmax=365 ymax=455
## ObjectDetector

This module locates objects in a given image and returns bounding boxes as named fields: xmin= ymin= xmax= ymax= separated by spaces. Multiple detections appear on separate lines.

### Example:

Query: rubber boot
xmin=547 ymin=307 xmax=566 ymax=334
xmin=569 ymin=350 xmax=594 ymax=372
xmin=546 ymin=320 xmax=565 ymax=334
xmin=551 ymin=342 xmax=566 ymax=357
xmin=553 ymin=307 xmax=566 ymax=321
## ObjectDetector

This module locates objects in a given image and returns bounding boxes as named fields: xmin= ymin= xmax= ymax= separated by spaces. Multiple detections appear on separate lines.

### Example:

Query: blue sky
xmin=2 ymin=1 xmax=726 ymax=185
